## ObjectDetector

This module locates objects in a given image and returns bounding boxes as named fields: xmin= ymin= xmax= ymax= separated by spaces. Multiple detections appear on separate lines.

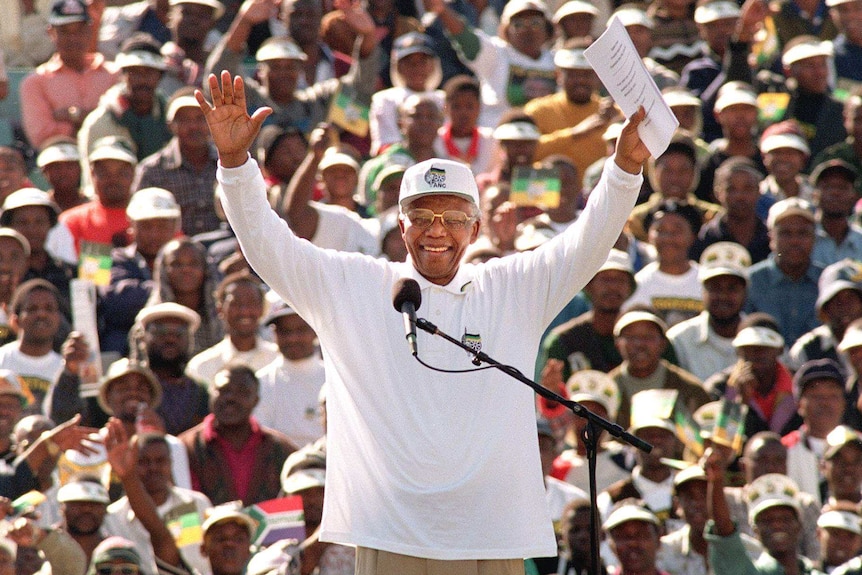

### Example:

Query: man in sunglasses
xmin=88 ymin=537 xmax=143 ymax=575
xmin=196 ymin=71 xmax=650 ymax=575
xmin=136 ymin=303 xmax=209 ymax=437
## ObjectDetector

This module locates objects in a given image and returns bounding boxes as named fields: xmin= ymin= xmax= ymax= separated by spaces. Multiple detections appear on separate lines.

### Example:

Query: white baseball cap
xmin=565 ymin=370 xmax=620 ymax=419
xmin=613 ymin=6 xmax=654 ymax=29
xmin=663 ymin=89 xmax=701 ymax=108
xmin=759 ymin=133 xmax=810 ymax=156
xmin=745 ymin=473 xmax=801 ymax=523
xmin=37 ymin=141 xmax=80 ymax=167
xmin=714 ymin=87 xmax=758 ymax=113
xmin=1 ymin=188 xmax=61 ymax=225
xmin=698 ymin=241 xmax=751 ymax=284
xmin=613 ymin=310 xmax=668 ymax=337
xmin=136 ymin=302 xmax=201 ymax=333
xmin=766 ymin=197 xmax=816 ymax=229
xmin=89 ymin=137 xmax=137 ymax=165
xmin=168 ymin=0 xmax=225 ymax=20
xmin=115 ymin=50 xmax=167 ymax=71
xmin=0 ymin=228 xmax=30 ymax=258
xmin=732 ymin=326 xmax=785 ymax=349
xmin=501 ymin=0 xmax=551 ymax=26
xmin=840 ymin=321 xmax=862 ymax=352
xmin=598 ymin=249 xmax=635 ymax=275
xmin=201 ymin=505 xmax=257 ymax=537
xmin=694 ymin=1 xmax=741 ymax=24
xmin=317 ymin=150 xmax=360 ymax=173
xmin=57 ymin=480 xmax=110 ymax=504
xmin=553 ymin=0 xmax=598 ymax=23
xmin=127 ymin=187 xmax=181 ymax=221
xmin=281 ymin=467 xmax=326 ymax=494
xmin=398 ymin=158 xmax=480 ymax=209
xmin=492 ymin=121 xmax=542 ymax=141
xmin=603 ymin=503 xmax=660 ymax=531
xmin=782 ymin=39 xmax=833 ymax=67
xmin=554 ymin=48 xmax=592 ymax=70
xmin=818 ymin=509 xmax=862 ymax=535
xmin=166 ymin=95 xmax=201 ymax=123
xmin=255 ymin=37 xmax=307 ymax=62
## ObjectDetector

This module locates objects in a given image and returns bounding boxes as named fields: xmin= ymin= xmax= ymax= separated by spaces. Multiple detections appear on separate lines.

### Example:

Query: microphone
xmin=392 ymin=278 xmax=422 ymax=356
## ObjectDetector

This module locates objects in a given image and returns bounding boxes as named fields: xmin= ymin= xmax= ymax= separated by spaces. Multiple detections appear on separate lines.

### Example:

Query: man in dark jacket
xmin=179 ymin=364 xmax=296 ymax=506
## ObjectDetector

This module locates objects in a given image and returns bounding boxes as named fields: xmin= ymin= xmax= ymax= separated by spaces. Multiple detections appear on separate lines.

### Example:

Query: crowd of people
xmin=0 ymin=0 xmax=861 ymax=572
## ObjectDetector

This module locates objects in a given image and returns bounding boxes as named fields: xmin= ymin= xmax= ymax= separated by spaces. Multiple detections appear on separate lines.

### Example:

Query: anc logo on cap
xmin=745 ymin=475 xmax=798 ymax=503
xmin=424 ymin=167 xmax=446 ymax=188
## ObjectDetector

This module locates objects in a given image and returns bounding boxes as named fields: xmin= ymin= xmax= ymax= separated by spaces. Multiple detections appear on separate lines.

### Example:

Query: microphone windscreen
xmin=392 ymin=278 xmax=422 ymax=312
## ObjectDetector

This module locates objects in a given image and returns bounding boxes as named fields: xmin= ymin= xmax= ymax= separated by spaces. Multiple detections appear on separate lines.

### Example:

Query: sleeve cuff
xmin=217 ymin=153 xmax=256 ymax=184
xmin=606 ymin=155 xmax=644 ymax=185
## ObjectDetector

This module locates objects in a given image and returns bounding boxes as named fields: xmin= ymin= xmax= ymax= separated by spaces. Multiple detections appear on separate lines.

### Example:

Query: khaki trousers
xmin=355 ymin=548 xmax=525 ymax=575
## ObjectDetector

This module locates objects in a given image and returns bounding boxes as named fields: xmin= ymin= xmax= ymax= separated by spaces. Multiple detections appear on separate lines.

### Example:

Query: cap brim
xmin=750 ymin=499 xmax=800 ymax=523
xmin=603 ymin=506 xmax=660 ymax=531
xmin=817 ymin=280 xmax=862 ymax=310
xmin=49 ymin=15 xmax=90 ymax=26
xmin=699 ymin=267 xmax=749 ymax=284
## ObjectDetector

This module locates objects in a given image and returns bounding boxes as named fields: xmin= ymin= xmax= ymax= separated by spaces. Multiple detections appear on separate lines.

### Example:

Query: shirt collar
xmin=162 ymin=138 xmax=218 ymax=169
xmin=695 ymin=311 xmax=712 ymax=343
xmin=817 ymin=223 xmax=862 ymax=244
xmin=43 ymin=52 xmax=106 ymax=73
xmin=201 ymin=412 xmax=262 ymax=442
xmin=677 ymin=524 xmax=693 ymax=555
xmin=763 ymin=257 xmax=821 ymax=285
xmin=632 ymin=465 xmax=674 ymax=490
xmin=400 ymin=258 xmax=478 ymax=296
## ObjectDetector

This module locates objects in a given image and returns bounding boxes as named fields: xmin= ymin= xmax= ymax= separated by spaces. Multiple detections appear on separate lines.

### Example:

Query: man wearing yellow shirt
xmin=524 ymin=39 xmax=620 ymax=189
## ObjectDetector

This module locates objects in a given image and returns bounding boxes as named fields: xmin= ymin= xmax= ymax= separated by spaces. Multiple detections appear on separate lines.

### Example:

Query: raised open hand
xmin=540 ymin=359 xmax=565 ymax=394
xmin=422 ymin=0 xmax=446 ymax=15
xmin=308 ymin=123 xmax=335 ymax=158
xmin=736 ymin=0 xmax=770 ymax=42
xmin=6 ymin=517 xmax=44 ymax=548
xmin=238 ymin=0 xmax=280 ymax=25
xmin=728 ymin=359 xmax=757 ymax=403
xmin=104 ymin=417 xmax=137 ymax=480
xmin=701 ymin=444 xmax=734 ymax=483
xmin=335 ymin=0 xmax=375 ymax=36
xmin=45 ymin=414 xmax=101 ymax=455
xmin=195 ymin=71 xmax=273 ymax=168
xmin=614 ymin=106 xmax=651 ymax=175
xmin=61 ymin=332 xmax=89 ymax=375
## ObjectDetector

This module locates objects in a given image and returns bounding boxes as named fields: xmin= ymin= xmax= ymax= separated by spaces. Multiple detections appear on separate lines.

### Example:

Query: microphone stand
xmin=415 ymin=317 xmax=652 ymax=575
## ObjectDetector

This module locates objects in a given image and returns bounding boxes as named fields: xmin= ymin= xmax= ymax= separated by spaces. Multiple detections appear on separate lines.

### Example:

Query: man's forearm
xmin=282 ymin=152 xmax=321 ymax=240
xmin=709 ymin=475 xmax=735 ymax=536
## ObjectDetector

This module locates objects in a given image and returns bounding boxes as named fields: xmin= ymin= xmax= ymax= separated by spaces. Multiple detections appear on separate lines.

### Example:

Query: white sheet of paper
xmin=584 ymin=15 xmax=679 ymax=159
xmin=70 ymin=278 xmax=103 ymax=392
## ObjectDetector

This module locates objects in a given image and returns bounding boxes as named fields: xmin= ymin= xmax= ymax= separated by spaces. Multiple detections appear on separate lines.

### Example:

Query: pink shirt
xmin=20 ymin=53 xmax=119 ymax=149
xmin=198 ymin=414 xmax=265 ymax=503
